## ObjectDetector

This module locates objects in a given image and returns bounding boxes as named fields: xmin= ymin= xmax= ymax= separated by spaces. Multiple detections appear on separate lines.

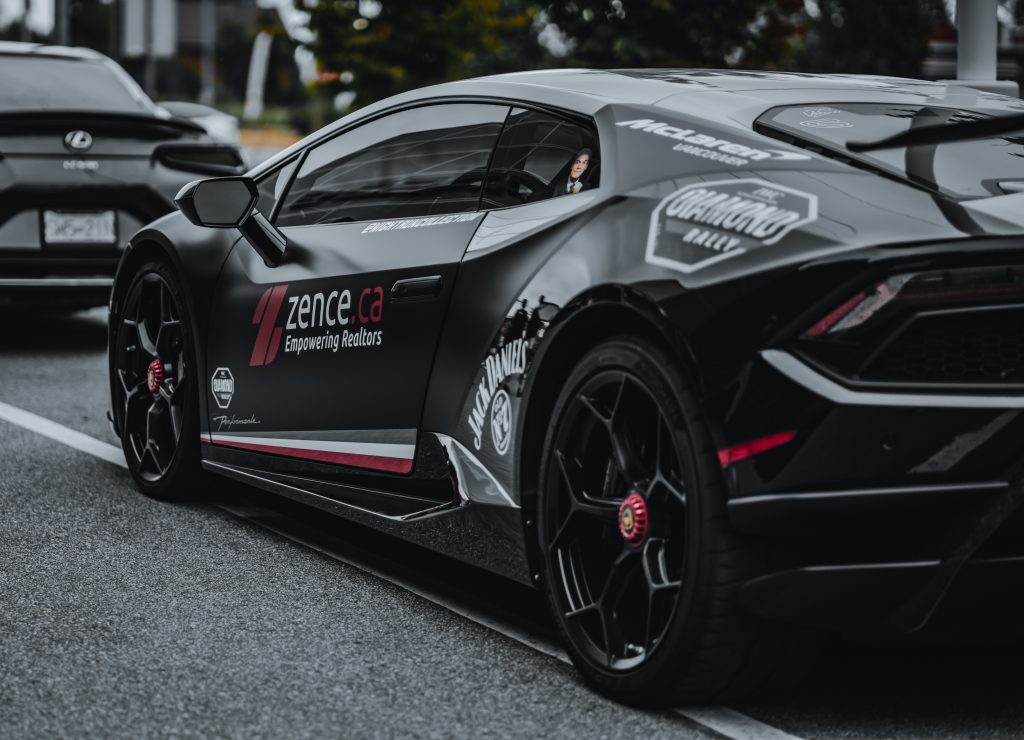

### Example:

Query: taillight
xmin=718 ymin=430 xmax=797 ymax=467
xmin=795 ymin=266 xmax=1024 ymax=382
xmin=155 ymin=144 xmax=245 ymax=175
xmin=803 ymin=268 xmax=1024 ymax=340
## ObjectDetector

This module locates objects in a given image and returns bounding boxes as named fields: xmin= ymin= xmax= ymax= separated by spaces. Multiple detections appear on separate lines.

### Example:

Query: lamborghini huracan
xmin=108 ymin=69 xmax=1024 ymax=704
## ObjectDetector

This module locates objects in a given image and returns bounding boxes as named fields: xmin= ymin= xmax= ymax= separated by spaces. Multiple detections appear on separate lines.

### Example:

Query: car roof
xmin=453 ymin=69 xmax=1024 ymax=127
xmin=475 ymin=68 xmax=948 ymax=100
xmin=0 ymin=41 xmax=108 ymax=61
xmin=252 ymin=68 xmax=1024 ymax=176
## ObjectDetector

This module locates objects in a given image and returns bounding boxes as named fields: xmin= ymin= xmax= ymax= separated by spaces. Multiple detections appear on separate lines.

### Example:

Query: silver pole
xmin=55 ymin=0 xmax=70 ymax=45
xmin=20 ymin=0 xmax=30 ymax=41
xmin=199 ymin=0 xmax=216 ymax=105
xmin=957 ymin=0 xmax=997 ymax=81
xmin=143 ymin=0 xmax=157 ymax=96
xmin=947 ymin=0 xmax=1018 ymax=96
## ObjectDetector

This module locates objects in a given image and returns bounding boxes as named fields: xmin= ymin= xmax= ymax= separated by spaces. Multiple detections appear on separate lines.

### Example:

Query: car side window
xmin=481 ymin=108 xmax=600 ymax=209
xmin=275 ymin=104 xmax=509 ymax=227
xmin=254 ymin=156 xmax=299 ymax=217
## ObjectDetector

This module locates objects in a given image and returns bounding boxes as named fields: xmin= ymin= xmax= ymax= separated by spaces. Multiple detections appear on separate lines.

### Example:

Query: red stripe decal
xmin=249 ymin=285 xmax=289 ymax=367
xmin=252 ymin=287 xmax=272 ymax=325
xmin=265 ymin=327 xmax=283 ymax=365
xmin=210 ymin=438 xmax=414 ymax=474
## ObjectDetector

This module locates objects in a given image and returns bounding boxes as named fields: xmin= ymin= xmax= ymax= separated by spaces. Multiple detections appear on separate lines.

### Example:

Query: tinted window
xmin=276 ymin=104 xmax=509 ymax=226
xmin=255 ymin=157 xmax=299 ymax=216
xmin=758 ymin=103 xmax=1024 ymax=199
xmin=0 ymin=57 xmax=154 ymax=113
xmin=482 ymin=109 xmax=600 ymax=208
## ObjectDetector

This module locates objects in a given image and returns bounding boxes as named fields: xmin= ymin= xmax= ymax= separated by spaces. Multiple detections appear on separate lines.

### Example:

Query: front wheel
xmin=111 ymin=258 xmax=205 ymax=500
xmin=538 ymin=337 xmax=811 ymax=705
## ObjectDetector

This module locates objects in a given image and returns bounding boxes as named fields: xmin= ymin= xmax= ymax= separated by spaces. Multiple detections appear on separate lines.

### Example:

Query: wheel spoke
xmin=144 ymin=399 xmax=158 ymax=451
xmin=648 ymin=418 xmax=686 ymax=508
xmin=607 ymin=376 xmax=641 ymax=483
xmin=580 ymin=374 xmax=651 ymax=486
xmin=641 ymin=538 xmax=681 ymax=648
xmin=556 ymin=451 xmax=621 ymax=523
xmin=641 ymin=538 xmax=680 ymax=593
xmin=119 ymin=371 xmax=148 ymax=423
xmin=141 ymin=443 xmax=166 ymax=478
xmin=158 ymin=385 xmax=183 ymax=441
xmin=134 ymin=317 xmax=158 ymax=357
xmin=156 ymin=320 xmax=181 ymax=358
xmin=649 ymin=468 xmax=687 ymax=509
xmin=598 ymin=550 xmax=640 ymax=665
xmin=158 ymin=280 xmax=173 ymax=323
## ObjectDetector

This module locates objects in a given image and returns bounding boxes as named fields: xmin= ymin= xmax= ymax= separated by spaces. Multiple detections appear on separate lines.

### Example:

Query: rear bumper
xmin=732 ymin=478 xmax=1024 ymax=636
xmin=723 ymin=350 xmax=1024 ymax=637
xmin=0 ymin=277 xmax=113 ymax=287
xmin=0 ymin=274 xmax=115 ymax=308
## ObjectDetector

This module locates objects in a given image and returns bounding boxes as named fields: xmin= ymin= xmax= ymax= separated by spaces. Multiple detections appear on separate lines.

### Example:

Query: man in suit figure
xmin=561 ymin=148 xmax=592 ymax=195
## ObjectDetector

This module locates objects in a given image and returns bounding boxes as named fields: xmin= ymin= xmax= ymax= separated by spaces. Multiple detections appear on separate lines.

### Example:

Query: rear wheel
xmin=538 ymin=337 xmax=811 ymax=705
xmin=112 ymin=258 xmax=204 ymax=500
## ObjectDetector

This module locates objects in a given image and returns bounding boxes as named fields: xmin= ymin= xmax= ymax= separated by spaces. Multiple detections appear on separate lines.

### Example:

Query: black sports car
xmin=0 ymin=42 xmax=245 ymax=310
xmin=108 ymin=69 xmax=1024 ymax=704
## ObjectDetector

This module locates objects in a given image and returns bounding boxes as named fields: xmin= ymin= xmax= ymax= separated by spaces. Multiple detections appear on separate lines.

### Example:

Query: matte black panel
xmin=113 ymin=70 xmax=1024 ymax=633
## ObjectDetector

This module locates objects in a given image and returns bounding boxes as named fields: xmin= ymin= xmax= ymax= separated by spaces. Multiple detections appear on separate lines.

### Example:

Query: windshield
xmin=0 ymin=56 xmax=155 ymax=114
xmin=757 ymin=103 xmax=1024 ymax=200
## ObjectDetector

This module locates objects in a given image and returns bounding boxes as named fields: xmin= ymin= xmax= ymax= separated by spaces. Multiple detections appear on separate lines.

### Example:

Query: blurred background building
xmin=0 ymin=0 xmax=1020 ymax=142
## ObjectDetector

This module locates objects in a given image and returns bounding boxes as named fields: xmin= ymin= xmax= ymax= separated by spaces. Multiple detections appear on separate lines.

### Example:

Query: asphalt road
xmin=2 ymin=308 xmax=1024 ymax=739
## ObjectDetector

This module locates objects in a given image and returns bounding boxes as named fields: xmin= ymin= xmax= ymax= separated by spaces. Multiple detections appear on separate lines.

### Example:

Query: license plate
xmin=42 ymin=210 xmax=116 ymax=245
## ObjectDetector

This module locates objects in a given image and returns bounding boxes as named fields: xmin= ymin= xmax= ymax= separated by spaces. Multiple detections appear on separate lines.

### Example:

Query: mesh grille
xmin=863 ymin=307 xmax=1024 ymax=384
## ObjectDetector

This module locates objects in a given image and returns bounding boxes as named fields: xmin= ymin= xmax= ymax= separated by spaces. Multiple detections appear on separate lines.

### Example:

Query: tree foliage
xmin=797 ymin=0 xmax=948 ymax=78
xmin=544 ymin=0 xmax=806 ymax=70
xmin=298 ymin=0 xmax=967 ymax=110
xmin=301 ymin=0 xmax=534 ymax=107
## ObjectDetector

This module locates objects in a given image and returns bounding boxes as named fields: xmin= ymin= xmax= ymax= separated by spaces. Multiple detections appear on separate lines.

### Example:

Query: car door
xmin=205 ymin=103 xmax=510 ymax=474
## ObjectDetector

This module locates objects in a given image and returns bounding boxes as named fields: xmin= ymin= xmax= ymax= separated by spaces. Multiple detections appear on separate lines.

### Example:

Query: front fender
xmin=108 ymin=211 xmax=241 ymax=436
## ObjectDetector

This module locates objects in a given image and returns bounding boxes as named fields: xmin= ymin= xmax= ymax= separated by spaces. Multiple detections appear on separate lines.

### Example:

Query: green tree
xmin=543 ymin=0 xmax=807 ymax=69
xmin=301 ymin=0 xmax=533 ymax=108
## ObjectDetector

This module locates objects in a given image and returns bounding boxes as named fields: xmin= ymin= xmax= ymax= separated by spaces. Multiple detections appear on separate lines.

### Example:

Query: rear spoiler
xmin=0 ymin=110 xmax=206 ymax=136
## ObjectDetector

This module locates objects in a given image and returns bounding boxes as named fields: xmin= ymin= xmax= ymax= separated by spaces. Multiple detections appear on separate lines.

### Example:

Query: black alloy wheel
xmin=539 ymin=337 xmax=814 ymax=705
xmin=544 ymin=366 xmax=688 ymax=672
xmin=113 ymin=259 xmax=203 ymax=499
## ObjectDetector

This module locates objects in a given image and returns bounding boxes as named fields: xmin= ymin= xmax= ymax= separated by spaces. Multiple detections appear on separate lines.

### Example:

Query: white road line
xmin=678 ymin=707 xmax=806 ymax=740
xmin=217 ymin=501 xmax=571 ymax=664
xmin=0 ymin=400 xmax=807 ymax=740
xmin=0 ymin=401 xmax=126 ymax=468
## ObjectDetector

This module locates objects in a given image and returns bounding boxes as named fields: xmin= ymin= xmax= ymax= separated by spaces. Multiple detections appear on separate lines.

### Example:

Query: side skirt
xmin=201 ymin=455 xmax=534 ymax=586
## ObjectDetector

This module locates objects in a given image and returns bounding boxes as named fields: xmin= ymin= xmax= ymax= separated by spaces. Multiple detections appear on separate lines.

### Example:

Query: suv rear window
xmin=0 ymin=56 xmax=154 ymax=113
xmin=757 ymin=103 xmax=1024 ymax=199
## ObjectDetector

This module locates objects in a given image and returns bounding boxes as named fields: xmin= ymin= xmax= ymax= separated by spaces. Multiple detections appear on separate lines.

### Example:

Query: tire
xmin=537 ymin=336 xmax=813 ymax=705
xmin=111 ymin=258 xmax=206 ymax=501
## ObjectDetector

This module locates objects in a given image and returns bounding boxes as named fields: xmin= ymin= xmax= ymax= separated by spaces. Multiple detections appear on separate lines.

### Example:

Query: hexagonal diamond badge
xmin=645 ymin=178 xmax=818 ymax=274
xmin=211 ymin=367 xmax=234 ymax=410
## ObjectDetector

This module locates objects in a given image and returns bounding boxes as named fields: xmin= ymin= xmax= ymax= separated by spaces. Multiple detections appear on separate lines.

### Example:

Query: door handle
xmin=391 ymin=275 xmax=443 ymax=302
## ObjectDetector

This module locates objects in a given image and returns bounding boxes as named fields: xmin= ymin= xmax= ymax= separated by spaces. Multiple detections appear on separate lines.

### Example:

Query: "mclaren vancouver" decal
xmin=250 ymin=283 xmax=384 ymax=367
xmin=645 ymin=178 xmax=818 ymax=273
xmin=616 ymin=118 xmax=812 ymax=166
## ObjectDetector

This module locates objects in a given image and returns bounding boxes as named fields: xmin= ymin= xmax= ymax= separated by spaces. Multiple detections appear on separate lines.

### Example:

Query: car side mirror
xmin=175 ymin=176 xmax=287 ymax=267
